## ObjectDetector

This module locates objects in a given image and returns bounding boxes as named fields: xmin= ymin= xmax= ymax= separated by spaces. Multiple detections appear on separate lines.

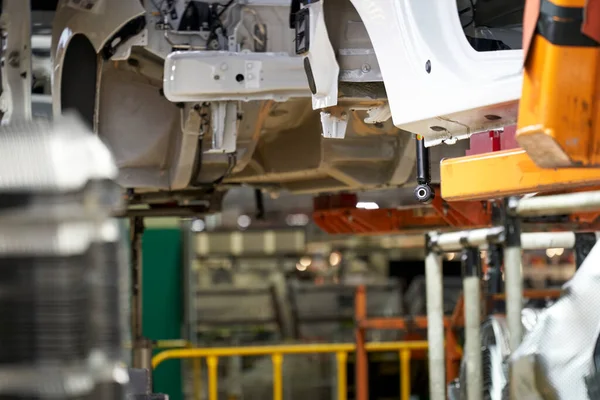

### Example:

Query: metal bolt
xmin=361 ymin=63 xmax=371 ymax=73
xmin=8 ymin=51 xmax=19 ymax=68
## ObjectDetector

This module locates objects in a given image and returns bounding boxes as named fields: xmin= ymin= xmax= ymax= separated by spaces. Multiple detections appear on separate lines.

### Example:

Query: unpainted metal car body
xmin=48 ymin=0 xmax=525 ymax=209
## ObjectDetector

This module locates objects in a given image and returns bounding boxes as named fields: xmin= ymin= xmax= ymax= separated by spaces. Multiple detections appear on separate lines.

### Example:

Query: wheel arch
xmin=58 ymin=33 xmax=98 ymax=129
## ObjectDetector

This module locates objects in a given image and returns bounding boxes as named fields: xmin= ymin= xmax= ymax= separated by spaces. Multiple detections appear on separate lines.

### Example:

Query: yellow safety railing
xmin=152 ymin=341 xmax=428 ymax=400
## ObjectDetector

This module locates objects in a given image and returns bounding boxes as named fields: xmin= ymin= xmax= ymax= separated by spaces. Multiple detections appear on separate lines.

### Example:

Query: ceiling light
xmin=356 ymin=201 xmax=379 ymax=210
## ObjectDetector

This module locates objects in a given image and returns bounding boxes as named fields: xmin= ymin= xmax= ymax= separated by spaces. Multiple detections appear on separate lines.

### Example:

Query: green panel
xmin=142 ymin=228 xmax=183 ymax=400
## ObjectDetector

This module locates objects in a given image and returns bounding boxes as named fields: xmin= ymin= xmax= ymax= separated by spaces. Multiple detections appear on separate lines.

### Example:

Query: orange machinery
xmin=517 ymin=0 xmax=600 ymax=169
xmin=312 ymin=188 xmax=492 ymax=235
xmin=441 ymin=0 xmax=600 ymax=202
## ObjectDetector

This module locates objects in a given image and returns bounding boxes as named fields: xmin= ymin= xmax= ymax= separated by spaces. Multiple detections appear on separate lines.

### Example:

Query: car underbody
xmin=28 ymin=0 xmax=524 ymax=214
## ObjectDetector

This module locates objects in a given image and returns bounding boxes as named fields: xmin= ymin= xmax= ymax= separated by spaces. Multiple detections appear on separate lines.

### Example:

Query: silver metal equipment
xmin=0 ymin=115 xmax=128 ymax=400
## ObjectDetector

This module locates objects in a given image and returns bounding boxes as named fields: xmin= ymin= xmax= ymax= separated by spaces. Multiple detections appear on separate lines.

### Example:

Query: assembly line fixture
xmin=424 ymin=190 xmax=600 ymax=400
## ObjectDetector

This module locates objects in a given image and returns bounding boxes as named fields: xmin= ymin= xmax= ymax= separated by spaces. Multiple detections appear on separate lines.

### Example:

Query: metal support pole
xmin=575 ymin=233 xmax=598 ymax=269
xmin=181 ymin=219 xmax=197 ymax=343
xmin=181 ymin=220 xmax=202 ymax=400
xmin=272 ymin=353 xmax=283 ymax=400
xmin=486 ymin=243 xmax=503 ymax=295
xmin=425 ymin=234 xmax=445 ymax=400
xmin=336 ymin=352 xmax=348 ymax=400
xmin=504 ymin=198 xmax=523 ymax=352
xmin=354 ymin=285 xmax=369 ymax=400
xmin=131 ymin=216 xmax=150 ymax=369
xmin=461 ymin=247 xmax=482 ymax=400
xmin=400 ymin=350 xmax=411 ymax=400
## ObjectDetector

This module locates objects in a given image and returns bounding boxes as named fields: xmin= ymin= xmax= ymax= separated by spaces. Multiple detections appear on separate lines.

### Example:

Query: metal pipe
xmin=181 ymin=219 xmax=197 ymax=342
xmin=336 ymin=352 xmax=347 ymax=400
xmin=504 ymin=246 xmax=522 ymax=351
xmin=355 ymin=285 xmax=369 ymax=400
xmin=272 ymin=353 xmax=283 ymax=400
xmin=193 ymin=359 xmax=202 ymax=400
xmin=505 ymin=199 xmax=524 ymax=352
xmin=130 ymin=216 xmax=144 ymax=341
xmin=181 ymin=219 xmax=201 ymax=400
xmin=521 ymin=232 xmax=575 ymax=249
xmin=152 ymin=341 xmax=429 ymax=368
xmin=433 ymin=226 xmax=504 ymax=251
xmin=152 ymin=344 xmax=425 ymax=400
xmin=516 ymin=190 xmax=600 ymax=217
xmin=434 ymin=229 xmax=576 ymax=252
xmin=464 ymin=276 xmax=482 ymax=399
xmin=207 ymin=356 xmax=218 ymax=400
xmin=132 ymin=339 xmax=153 ymax=372
xmin=462 ymin=248 xmax=482 ymax=400
xmin=425 ymin=237 xmax=445 ymax=400
xmin=400 ymin=350 xmax=411 ymax=400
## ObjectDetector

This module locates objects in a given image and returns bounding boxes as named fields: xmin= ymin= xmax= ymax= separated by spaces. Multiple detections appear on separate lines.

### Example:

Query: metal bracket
xmin=110 ymin=29 xmax=148 ymax=61
xmin=364 ymin=104 xmax=392 ymax=124
xmin=163 ymin=51 xmax=311 ymax=103
xmin=208 ymin=102 xmax=238 ymax=154
xmin=320 ymin=110 xmax=348 ymax=139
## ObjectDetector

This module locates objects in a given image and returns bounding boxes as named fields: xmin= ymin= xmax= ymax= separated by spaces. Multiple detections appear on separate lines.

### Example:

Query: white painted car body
xmin=49 ymin=0 xmax=523 ymax=203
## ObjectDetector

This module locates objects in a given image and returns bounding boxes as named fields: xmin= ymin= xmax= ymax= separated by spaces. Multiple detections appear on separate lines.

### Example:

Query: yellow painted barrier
xmin=152 ymin=341 xmax=428 ymax=400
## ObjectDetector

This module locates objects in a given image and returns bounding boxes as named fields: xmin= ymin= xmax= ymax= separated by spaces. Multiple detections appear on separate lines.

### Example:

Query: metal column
xmin=181 ymin=219 xmax=197 ymax=344
xmin=504 ymin=198 xmax=523 ymax=352
xmin=181 ymin=220 xmax=203 ymax=400
xmin=461 ymin=247 xmax=482 ymax=400
xmin=355 ymin=285 xmax=369 ymax=400
xmin=131 ymin=216 xmax=151 ymax=369
xmin=425 ymin=234 xmax=445 ymax=400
